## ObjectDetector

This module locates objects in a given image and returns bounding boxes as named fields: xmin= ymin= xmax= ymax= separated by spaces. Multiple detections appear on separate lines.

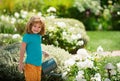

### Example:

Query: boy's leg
xmin=24 ymin=64 xmax=41 ymax=81
xmin=37 ymin=66 xmax=42 ymax=81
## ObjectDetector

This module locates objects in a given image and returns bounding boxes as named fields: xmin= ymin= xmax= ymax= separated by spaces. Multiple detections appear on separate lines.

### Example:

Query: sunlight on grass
xmin=86 ymin=31 xmax=120 ymax=52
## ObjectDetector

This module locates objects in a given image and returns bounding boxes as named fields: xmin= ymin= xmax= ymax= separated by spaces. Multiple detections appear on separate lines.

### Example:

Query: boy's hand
xmin=43 ymin=51 xmax=49 ymax=58
xmin=18 ymin=63 xmax=24 ymax=73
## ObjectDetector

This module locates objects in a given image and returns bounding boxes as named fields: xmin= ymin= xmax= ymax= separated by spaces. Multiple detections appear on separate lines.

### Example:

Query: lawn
xmin=86 ymin=31 xmax=120 ymax=52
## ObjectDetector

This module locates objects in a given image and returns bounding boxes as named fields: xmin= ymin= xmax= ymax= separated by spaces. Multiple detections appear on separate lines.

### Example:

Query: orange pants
xmin=24 ymin=64 xmax=42 ymax=81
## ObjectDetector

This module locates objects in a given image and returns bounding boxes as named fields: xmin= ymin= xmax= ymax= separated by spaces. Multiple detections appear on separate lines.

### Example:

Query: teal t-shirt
xmin=22 ymin=33 xmax=42 ymax=66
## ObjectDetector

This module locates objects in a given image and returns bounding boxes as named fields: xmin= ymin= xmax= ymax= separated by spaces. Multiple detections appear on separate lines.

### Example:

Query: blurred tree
xmin=0 ymin=0 xmax=17 ymax=15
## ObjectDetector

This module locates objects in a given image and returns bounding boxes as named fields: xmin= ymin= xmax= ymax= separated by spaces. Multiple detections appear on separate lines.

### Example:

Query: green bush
xmin=0 ymin=21 xmax=16 ymax=34
xmin=43 ymin=18 xmax=89 ymax=54
xmin=0 ymin=34 xmax=21 ymax=46
xmin=0 ymin=13 xmax=89 ymax=53
xmin=0 ymin=43 xmax=24 ymax=81
xmin=0 ymin=43 xmax=72 ymax=81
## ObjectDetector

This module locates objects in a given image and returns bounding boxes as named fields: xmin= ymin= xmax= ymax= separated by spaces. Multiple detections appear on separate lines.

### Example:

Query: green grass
xmin=86 ymin=31 xmax=120 ymax=52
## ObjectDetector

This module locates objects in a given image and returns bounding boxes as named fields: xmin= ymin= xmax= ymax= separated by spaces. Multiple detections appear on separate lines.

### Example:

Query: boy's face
xmin=31 ymin=23 xmax=41 ymax=34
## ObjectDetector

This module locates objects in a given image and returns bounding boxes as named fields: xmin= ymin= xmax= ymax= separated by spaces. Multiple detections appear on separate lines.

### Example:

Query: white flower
xmin=69 ymin=27 xmax=75 ymax=31
xmin=1 ymin=15 xmax=9 ymax=22
xmin=117 ymin=11 xmax=120 ymax=15
xmin=77 ymin=34 xmax=82 ymax=39
xmin=76 ymin=71 xmax=86 ymax=81
xmin=77 ymin=48 xmax=88 ymax=55
xmin=62 ymin=71 xmax=68 ymax=78
xmin=77 ymin=48 xmax=90 ymax=60
xmin=11 ymin=17 xmax=16 ymax=24
xmin=104 ymin=78 xmax=111 ymax=81
xmin=76 ymin=40 xmax=84 ymax=46
xmin=0 ymin=15 xmax=5 ymax=21
xmin=12 ymin=34 xmax=21 ymax=39
xmin=21 ymin=10 xmax=28 ymax=18
xmin=116 ymin=62 xmax=120 ymax=72
xmin=72 ymin=54 xmax=82 ymax=61
xmin=94 ymin=73 xmax=101 ymax=81
xmin=56 ymin=22 xmax=66 ymax=28
xmin=110 ymin=69 xmax=116 ymax=75
xmin=48 ymin=15 xmax=56 ymax=19
xmin=77 ymin=59 xmax=94 ymax=69
xmin=3 ymin=34 xmax=9 ymax=37
xmin=48 ymin=26 xmax=55 ymax=31
xmin=84 ymin=59 xmax=94 ymax=68
xmin=47 ymin=7 xmax=56 ymax=13
xmin=91 ymin=73 xmax=101 ymax=81
xmin=78 ymin=70 xmax=84 ymax=75
xmin=97 ymin=45 xmax=104 ymax=52
xmin=62 ymin=31 xmax=67 ymax=36
xmin=64 ymin=58 xmax=75 ymax=67
xmin=32 ymin=9 xmax=36 ymax=12
xmin=71 ymin=34 xmax=78 ymax=40
xmin=14 ymin=12 xmax=20 ymax=18
xmin=37 ymin=12 xmax=42 ymax=16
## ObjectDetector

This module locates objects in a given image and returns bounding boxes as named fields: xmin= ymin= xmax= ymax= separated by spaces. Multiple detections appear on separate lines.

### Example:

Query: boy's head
xmin=26 ymin=15 xmax=45 ymax=35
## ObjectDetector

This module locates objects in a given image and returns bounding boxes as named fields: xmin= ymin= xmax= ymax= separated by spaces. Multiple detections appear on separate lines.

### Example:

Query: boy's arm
xmin=18 ymin=42 xmax=26 ymax=72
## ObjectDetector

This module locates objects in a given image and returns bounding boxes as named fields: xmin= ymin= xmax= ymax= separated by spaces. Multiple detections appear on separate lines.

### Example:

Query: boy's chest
xmin=29 ymin=36 xmax=41 ymax=44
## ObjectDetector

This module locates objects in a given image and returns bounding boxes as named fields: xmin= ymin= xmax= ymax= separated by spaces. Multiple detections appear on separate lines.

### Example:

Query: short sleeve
xmin=22 ymin=34 xmax=29 ymax=43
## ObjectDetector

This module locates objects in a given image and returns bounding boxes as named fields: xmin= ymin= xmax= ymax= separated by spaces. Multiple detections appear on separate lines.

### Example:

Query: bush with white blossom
xmin=43 ymin=18 xmax=89 ymax=53
xmin=62 ymin=48 xmax=120 ymax=81
xmin=0 ymin=34 xmax=21 ymax=46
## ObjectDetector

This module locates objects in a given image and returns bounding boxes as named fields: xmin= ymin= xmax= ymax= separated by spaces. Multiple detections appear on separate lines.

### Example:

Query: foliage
xmin=0 ymin=20 xmax=16 ymax=34
xmin=0 ymin=43 xmax=24 ymax=81
xmin=0 ymin=34 xmax=21 ymax=46
xmin=41 ymin=0 xmax=75 ymax=17
xmin=74 ymin=0 xmax=102 ymax=15
xmin=0 ymin=0 xmax=119 ymax=31
xmin=43 ymin=18 xmax=89 ymax=54
xmin=62 ymin=48 xmax=120 ymax=81
xmin=0 ymin=0 xmax=43 ymax=15
xmin=0 ymin=0 xmax=17 ymax=15
xmin=13 ymin=0 xmax=43 ymax=13
xmin=0 ymin=11 xmax=89 ymax=53
xmin=0 ymin=43 xmax=72 ymax=81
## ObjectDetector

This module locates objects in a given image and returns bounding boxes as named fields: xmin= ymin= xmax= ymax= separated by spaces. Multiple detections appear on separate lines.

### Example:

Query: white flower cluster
xmin=63 ymin=48 xmax=98 ymax=81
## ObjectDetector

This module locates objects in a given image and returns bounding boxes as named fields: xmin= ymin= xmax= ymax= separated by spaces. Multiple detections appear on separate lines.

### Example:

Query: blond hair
xmin=25 ymin=15 xmax=45 ymax=36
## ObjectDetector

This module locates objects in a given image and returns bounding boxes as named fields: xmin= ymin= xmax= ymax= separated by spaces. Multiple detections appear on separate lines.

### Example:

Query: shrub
xmin=43 ymin=18 xmax=89 ymax=54
xmin=0 ymin=43 xmax=72 ymax=81
xmin=0 ymin=43 xmax=24 ymax=81
xmin=62 ymin=49 xmax=120 ymax=81
xmin=0 ymin=12 xmax=89 ymax=53
xmin=0 ymin=34 xmax=21 ymax=46
xmin=0 ymin=21 xmax=16 ymax=34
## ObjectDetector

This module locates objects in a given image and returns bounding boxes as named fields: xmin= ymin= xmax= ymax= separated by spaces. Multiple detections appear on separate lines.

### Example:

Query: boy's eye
xmin=33 ymin=25 xmax=36 ymax=27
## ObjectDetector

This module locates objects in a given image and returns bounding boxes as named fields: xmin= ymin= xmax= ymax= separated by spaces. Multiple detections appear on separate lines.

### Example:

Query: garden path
xmin=110 ymin=50 xmax=120 ymax=56
xmin=97 ymin=50 xmax=120 ymax=56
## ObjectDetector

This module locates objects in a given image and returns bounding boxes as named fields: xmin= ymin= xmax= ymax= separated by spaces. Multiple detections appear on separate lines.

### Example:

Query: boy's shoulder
xmin=23 ymin=33 xmax=30 ymax=37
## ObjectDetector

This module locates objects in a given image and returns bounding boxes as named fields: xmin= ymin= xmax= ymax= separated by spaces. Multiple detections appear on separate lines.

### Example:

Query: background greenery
xmin=0 ymin=0 xmax=120 ymax=31
xmin=86 ymin=31 xmax=120 ymax=52
xmin=0 ymin=0 xmax=120 ymax=81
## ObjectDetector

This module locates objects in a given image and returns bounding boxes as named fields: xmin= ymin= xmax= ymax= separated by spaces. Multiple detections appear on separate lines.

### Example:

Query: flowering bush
xmin=0 ymin=34 xmax=21 ymax=46
xmin=43 ymin=18 xmax=89 ymax=53
xmin=0 ymin=10 xmax=88 ymax=53
xmin=0 ymin=43 xmax=72 ymax=81
xmin=62 ymin=48 xmax=100 ymax=81
xmin=62 ymin=48 xmax=120 ymax=81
